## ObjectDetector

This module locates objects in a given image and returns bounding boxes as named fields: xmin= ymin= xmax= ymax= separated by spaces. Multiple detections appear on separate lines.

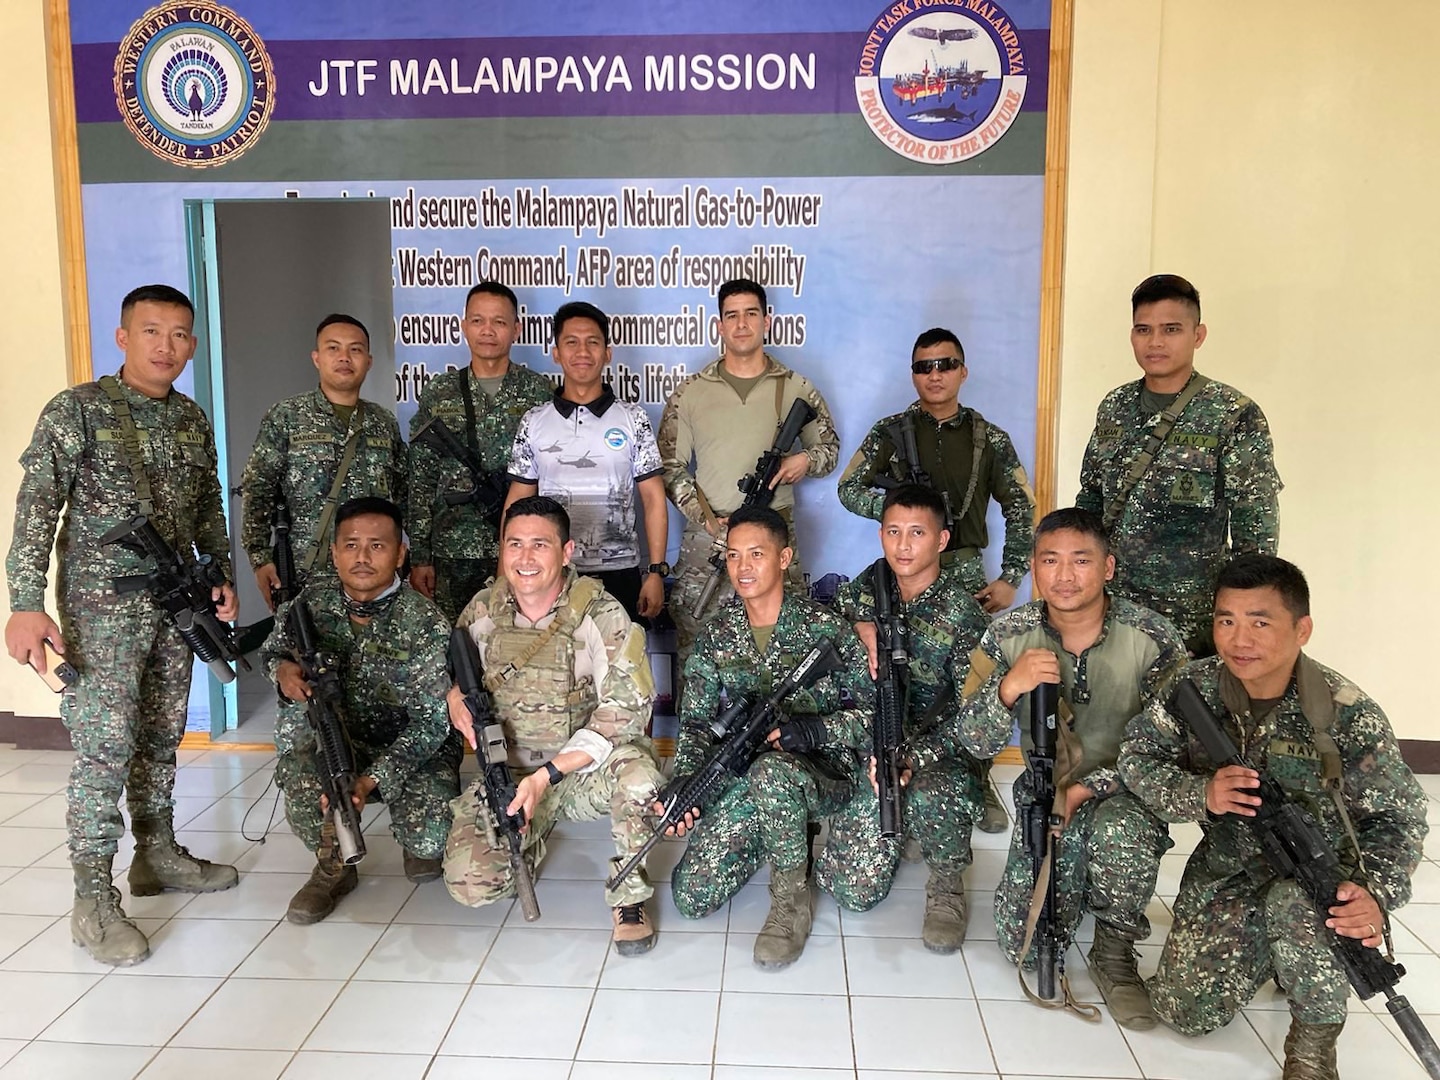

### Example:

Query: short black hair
xmin=504 ymin=495 xmax=571 ymax=547
xmin=881 ymin=483 xmax=949 ymax=531
xmin=1215 ymin=554 xmax=1310 ymax=619
xmin=718 ymin=278 xmax=767 ymax=315
xmin=726 ymin=504 xmax=789 ymax=551
xmin=1131 ymin=274 xmax=1202 ymax=322
xmin=121 ymin=285 xmax=194 ymax=324
xmin=553 ymin=301 xmax=610 ymax=346
xmin=1034 ymin=506 xmax=1110 ymax=557
xmin=911 ymin=327 xmax=965 ymax=363
xmin=315 ymin=313 xmax=370 ymax=347
xmin=466 ymin=281 xmax=519 ymax=317
xmin=334 ymin=496 xmax=404 ymax=541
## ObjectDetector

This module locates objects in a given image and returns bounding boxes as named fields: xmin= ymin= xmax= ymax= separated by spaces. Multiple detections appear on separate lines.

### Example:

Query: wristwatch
xmin=543 ymin=761 xmax=563 ymax=786
xmin=647 ymin=562 xmax=672 ymax=577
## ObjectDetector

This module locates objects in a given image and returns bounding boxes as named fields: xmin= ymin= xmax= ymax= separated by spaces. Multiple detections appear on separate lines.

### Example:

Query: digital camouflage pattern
xmin=262 ymin=584 xmax=461 ymax=857
xmin=240 ymin=390 xmax=406 ymax=583
xmin=815 ymin=563 xmax=991 ymax=909
xmin=443 ymin=569 xmax=661 ymax=907
xmin=1119 ymin=654 xmax=1427 ymax=1032
xmin=408 ymin=364 xmax=553 ymax=617
xmin=943 ymin=596 xmax=1185 ymax=958
xmin=837 ymin=403 xmax=1036 ymax=592
xmin=7 ymin=377 xmax=232 ymax=861
xmin=669 ymin=593 xmax=874 ymax=917
xmin=658 ymin=355 xmax=839 ymax=650
xmin=1075 ymin=375 xmax=1281 ymax=652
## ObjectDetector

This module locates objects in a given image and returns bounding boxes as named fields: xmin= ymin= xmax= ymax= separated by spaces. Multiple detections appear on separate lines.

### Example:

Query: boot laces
xmin=616 ymin=904 xmax=647 ymax=926
xmin=94 ymin=885 xmax=131 ymax=929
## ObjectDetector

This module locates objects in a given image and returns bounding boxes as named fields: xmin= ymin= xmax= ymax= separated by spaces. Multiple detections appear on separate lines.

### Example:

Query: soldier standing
xmin=1076 ymin=274 xmax=1282 ymax=655
xmin=1120 ymin=554 xmax=1427 ymax=1079
xmin=947 ymin=508 xmax=1186 ymax=1028
xmin=409 ymin=282 xmax=552 ymax=621
xmin=4 ymin=285 xmax=240 ymax=966
xmin=442 ymin=496 xmax=664 ymax=956
xmin=241 ymin=313 xmax=406 ymax=603
xmin=837 ymin=326 xmax=1036 ymax=834
xmin=817 ymin=484 xmax=990 ymax=952
xmin=658 ymin=278 xmax=839 ymax=660
xmin=665 ymin=505 xmax=873 ymax=970
xmin=262 ymin=498 xmax=461 ymax=923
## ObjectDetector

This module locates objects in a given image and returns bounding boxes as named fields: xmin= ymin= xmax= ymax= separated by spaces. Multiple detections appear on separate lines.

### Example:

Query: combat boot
xmin=921 ymin=869 xmax=969 ymax=953
xmin=1282 ymin=1017 xmax=1343 ymax=1080
xmin=1087 ymin=922 xmax=1156 ymax=1030
xmin=979 ymin=772 xmax=1009 ymax=834
xmin=287 ymin=823 xmax=359 ymax=925
xmin=402 ymin=850 xmax=443 ymax=884
xmin=128 ymin=815 xmax=239 ymax=896
xmin=71 ymin=861 xmax=150 ymax=967
xmin=753 ymin=863 xmax=813 ymax=970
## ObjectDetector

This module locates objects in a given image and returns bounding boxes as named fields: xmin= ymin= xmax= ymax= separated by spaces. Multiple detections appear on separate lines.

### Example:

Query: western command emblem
xmin=113 ymin=1 xmax=276 ymax=168
xmin=856 ymin=0 xmax=1029 ymax=165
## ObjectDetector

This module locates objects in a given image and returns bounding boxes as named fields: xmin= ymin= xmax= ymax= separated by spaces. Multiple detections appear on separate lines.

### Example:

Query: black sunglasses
xmin=911 ymin=356 xmax=964 ymax=375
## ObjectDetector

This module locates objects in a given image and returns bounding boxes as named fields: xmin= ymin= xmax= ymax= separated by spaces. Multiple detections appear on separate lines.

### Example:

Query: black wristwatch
xmin=647 ymin=562 xmax=672 ymax=577
xmin=543 ymin=761 xmax=563 ymax=786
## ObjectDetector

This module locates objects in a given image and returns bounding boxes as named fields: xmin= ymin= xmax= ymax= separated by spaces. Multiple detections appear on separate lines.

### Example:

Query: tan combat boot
xmin=72 ymin=861 xmax=150 ymax=967
xmin=1087 ymin=922 xmax=1157 ymax=1030
xmin=612 ymin=902 xmax=657 ymax=956
xmin=128 ymin=815 xmax=239 ymax=895
xmin=1282 ymin=1016 xmax=1343 ymax=1080
xmin=753 ymin=864 xmax=813 ymax=970
xmin=978 ymin=771 xmax=1009 ymax=834
xmin=287 ymin=822 xmax=358 ymax=925
xmin=921 ymin=869 xmax=969 ymax=953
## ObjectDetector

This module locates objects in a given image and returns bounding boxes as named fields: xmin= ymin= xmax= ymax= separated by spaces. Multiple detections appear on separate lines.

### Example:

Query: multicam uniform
xmin=946 ymin=597 xmax=1186 ymax=961
xmin=262 ymin=584 xmax=461 ymax=858
xmin=669 ymin=594 xmax=874 ymax=917
xmin=240 ymin=389 xmax=406 ymax=587
xmin=814 ymin=563 xmax=990 ymax=910
xmin=443 ymin=569 xmax=662 ymax=909
xmin=1120 ymin=654 xmax=1427 ymax=1034
xmin=408 ymin=363 xmax=553 ymax=620
xmin=1076 ymin=373 xmax=1281 ymax=653
xmin=837 ymin=403 xmax=1036 ymax=594
xmin=657 ymin=355 xmax=840 ymax=651
xmin=6 ymin=375 xmax=232 ymax=861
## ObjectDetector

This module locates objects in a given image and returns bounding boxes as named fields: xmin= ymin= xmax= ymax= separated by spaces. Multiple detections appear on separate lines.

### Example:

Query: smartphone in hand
xmin=33 ymin=640 xmax=76 ymax=693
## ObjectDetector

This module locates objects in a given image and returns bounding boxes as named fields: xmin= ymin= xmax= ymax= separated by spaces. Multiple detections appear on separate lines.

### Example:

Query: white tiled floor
xmin=2 ymin=748 xmax=1439 ymax=1080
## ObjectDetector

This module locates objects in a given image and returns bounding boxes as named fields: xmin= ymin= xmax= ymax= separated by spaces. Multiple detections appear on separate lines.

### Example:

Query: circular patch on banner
xmin=113 ymin=1 xmax=276 ymax=168
xmin=855 ymin=0 xmax=1029 ymax=166
xmin=604 ymin=428 xmax=629 ymax=450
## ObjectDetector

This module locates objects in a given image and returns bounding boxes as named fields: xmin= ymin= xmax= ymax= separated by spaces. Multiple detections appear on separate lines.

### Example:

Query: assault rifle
xmin=412 ymin=416 xmax=508 ymax=526
xmin=1024 ymin=681 xmax=1063 ymax=1002
xmin=289 ymin=599 xmax=365 ymax=865
xmin=1172 ymin=679 xmax=1440 ymax=1078
xmin=102 ymin=515 xmax=249 ymax=683
xmin=876 ymin=413 xmax=954 ymax=530
xmin=606 ymin=638 xmax=844 ymax=892
xmin=692 ymin=397 xmax=817 ymax=617
xmin=871 ymin=558 xmax=907 ymax=839
xmin=449 ymin=627 xmax=540 ymax=921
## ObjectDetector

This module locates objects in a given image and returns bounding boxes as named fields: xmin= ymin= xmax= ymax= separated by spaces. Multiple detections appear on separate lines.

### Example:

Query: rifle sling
xmin=1102 ymin=373 xmax=1210 ymax=529
xmin=458 ymin=367 xmax=482 ymax=457
xmin=299 ymin=403 xmax=365 ymax=577
xmin=1016 ymin=832 xmax=1102 ymax=1021
xmin=98 ymin=375 xmax=156 ymax=518
xmin=952 ymin=413 xmax=987 ymax=523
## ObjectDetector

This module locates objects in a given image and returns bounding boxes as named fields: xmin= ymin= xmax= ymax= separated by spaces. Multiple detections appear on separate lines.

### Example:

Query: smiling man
xmin=241 ymin=313 xmax=407 ymax=602
xmin=1120 ymin=555 xmax=1427 ymax=1079
xmin=1076 ymin=274 xmax=1282 ymax=656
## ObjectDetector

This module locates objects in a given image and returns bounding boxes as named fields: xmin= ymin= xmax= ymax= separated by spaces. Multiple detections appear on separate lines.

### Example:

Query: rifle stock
xmin=871 ymin=558 xmax=906 ymax=839
xmin=449 ymin=627 xmax=540 ymax=921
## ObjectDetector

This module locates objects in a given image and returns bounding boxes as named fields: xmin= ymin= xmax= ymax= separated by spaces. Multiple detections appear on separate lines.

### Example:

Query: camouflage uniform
xmin=442 ymin=569 xmax=661 ymax=908
xmin=943 ymin=597 xmax=1186 ymax=962
xmin=261 ymin=585 xmax=461 ymax=858
xmin=837 ymin=403 xmax=1036 ymax=594
xmin=240 ymin=390 xmax=406 ymax=587
xmin=6 ymin=376 xmax=232 ymax=861
xmin=670 ymin=594 xmax=874 ymax=917
xmin=657 ymin=355 xmax=840 ymax=654
xmin=1076 ymin=374 xmax=1281 ymax=653
xmin=408 ymin=363 xmax=553 ymax=620
xmin=1119 ymin=654 xmax=1427 ymax=1033
xmin=814 ymin=563 xmax=990 ymax=910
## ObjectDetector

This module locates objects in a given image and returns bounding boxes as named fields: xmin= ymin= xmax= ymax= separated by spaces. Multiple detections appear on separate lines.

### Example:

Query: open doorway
xmin=186 ymin=197 xmax=395 ymax=740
